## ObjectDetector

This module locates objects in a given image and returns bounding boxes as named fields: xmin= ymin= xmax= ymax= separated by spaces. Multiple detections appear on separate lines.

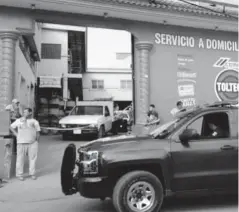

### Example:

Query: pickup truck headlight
xmin=89 ymin=124 xmax=97 ymax=128
xmin=61 ymin=124 xmax=66 ymax=128
xmin=79 ymin=150 xmax=99 ymax=175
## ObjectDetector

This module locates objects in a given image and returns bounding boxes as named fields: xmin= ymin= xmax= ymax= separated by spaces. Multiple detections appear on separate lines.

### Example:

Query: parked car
xmin=59 ymin=101 xmax=113 ymax=140
xmin=60 ymin=101 xmax=238 ymax=212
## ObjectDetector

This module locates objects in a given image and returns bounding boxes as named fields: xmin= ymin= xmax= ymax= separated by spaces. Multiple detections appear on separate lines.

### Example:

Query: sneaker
xmin=18 ymin=177 xmax=24 ymax=181
xmin=31 ymin=176 xmax=37 ymax=180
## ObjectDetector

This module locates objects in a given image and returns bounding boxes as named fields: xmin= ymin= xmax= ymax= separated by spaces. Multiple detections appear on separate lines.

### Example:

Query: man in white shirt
xmin=10 ymin=108 xmax=41 ymax=181
xmin=171 ymin=101 xmax=186 ymax=117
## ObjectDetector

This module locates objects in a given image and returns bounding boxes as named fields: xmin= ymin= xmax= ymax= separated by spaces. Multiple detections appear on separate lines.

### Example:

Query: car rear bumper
xmin=62 ymin=128 xmax=98 ymax=135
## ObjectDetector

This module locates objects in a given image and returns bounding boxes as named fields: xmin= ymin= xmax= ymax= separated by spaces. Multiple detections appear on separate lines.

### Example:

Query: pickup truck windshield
xmin=149 ymin=107 xmax=203 ymax=138
xmin=71 ymin=106 xmax=103 ymax=115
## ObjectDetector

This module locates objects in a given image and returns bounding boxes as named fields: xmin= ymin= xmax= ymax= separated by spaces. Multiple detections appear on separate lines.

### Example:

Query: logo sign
xmin=213 ymin=58 xmax=239 ymax=69
xmin=214 ymin=69 xmax=238 ymax=102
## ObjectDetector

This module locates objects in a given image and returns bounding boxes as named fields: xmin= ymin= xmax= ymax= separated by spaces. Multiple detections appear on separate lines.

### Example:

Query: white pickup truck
xmin=59 ymin=101 xmax=113 ymax=140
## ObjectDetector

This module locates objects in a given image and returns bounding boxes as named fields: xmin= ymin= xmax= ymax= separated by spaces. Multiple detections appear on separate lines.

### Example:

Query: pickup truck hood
xmin=79 ymin=134 xmax=170 ymax=152
xmin=59 ymin=115 xmax=102 ymax=125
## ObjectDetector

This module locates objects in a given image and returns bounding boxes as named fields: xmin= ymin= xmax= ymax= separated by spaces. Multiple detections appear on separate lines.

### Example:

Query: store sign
xmin=155 ymin=33 xmax=238 ymax=52
xmin=213 ymin=57 xmax=239 ymax=69
xmin=177 ymin=54 xmax=197 ymax=107
xmin=214 ymin=69 xmax=238 ymax=102
xmin=39 ymin=76 xmax=62 ymax=88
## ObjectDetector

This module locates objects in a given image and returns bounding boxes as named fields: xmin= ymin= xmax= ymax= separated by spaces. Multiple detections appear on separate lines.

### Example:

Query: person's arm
xmin=10 ymin=120 xmax=19 ymax=137
xmin=19 ymin=106 xmax=23 ymax=117
xmin=34 ymin=120 xmax=41 ymax=142
xmin=5 ymin=104 xmax=12 ymax=111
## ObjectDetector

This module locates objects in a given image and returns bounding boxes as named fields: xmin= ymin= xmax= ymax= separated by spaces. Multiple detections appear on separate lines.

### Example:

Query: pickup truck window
xmin=186 ymin=112 xmax=230 ymax=140
xmin=71 ymin=106 xmax=104 ymax=115
xmin=105 ymin=106 xmax=110 ymax=116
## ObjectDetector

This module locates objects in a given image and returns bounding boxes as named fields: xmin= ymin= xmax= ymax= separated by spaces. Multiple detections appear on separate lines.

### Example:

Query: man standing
xmin=10 ymin=108 xmax=41 ymax=181
xmin=171 ymin=101 xmax=186 ymax=117
xmin=5 ymin=99 xmax=23 ymax=153
xmin=112 ymin=104 xmax=121 ymax=135
xmin=5 ymin=99 xmax=23 ymax=122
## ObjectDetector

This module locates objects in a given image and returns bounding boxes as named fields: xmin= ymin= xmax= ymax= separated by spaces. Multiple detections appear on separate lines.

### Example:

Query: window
xmin=41 ymin=43 xmax=61 ymax=59
xmin=185 ymin=112 xmax=230 ymax=140
xmin=187 ymin=117 xmax=203 ymax=136
xmin=71 ymin=106 xmax=103 ymax=115
xmin=105 ymin=106 xmax=110 ymax=116
xmin=92 ymin=80 xmax=104 ymax=89
xmin=120 ymin=80 xmax=132 ymax=89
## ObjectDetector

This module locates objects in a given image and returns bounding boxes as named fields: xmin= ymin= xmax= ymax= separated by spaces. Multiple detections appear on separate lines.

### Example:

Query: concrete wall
xmin=82 ymin=72 xmax=132 ymax=101
xmin=38 ymin=29 xmax=68 ymax=77
xmin=15 ymin=43 xmax=36 ymax=109
xmin=0 ymin=9 xmax=33 ymax=31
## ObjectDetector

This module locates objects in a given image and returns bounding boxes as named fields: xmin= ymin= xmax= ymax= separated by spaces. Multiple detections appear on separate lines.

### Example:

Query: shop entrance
xmin=36 ymin=23 xmax=135 ymax=133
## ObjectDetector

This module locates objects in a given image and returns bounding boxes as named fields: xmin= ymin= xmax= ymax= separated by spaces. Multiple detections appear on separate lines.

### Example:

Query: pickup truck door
xmin=170 ymin=111 xmax=238 ymax=192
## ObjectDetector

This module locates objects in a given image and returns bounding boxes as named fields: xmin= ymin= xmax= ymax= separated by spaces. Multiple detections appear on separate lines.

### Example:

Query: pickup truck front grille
xmin=66 ymin=124 xmax=89 ymax=128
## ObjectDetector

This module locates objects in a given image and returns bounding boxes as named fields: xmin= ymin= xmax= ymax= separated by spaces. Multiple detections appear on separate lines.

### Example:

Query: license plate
xmin=73 ymin=129 xmax=82 ymax=134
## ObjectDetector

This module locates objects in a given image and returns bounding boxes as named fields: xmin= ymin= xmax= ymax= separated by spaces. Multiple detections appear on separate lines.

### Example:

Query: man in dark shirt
xmin=208 ymin=122 xmax=228 ymax=138
xmin=147 ymin=104 xmax=159 ymax=123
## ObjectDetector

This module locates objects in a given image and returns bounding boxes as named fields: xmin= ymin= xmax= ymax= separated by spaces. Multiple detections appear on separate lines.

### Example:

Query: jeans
xmin=16 ymin=142 xmax=38 ymax=177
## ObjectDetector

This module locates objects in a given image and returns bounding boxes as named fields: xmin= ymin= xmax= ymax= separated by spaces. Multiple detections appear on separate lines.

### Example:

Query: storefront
xmin=0 ymin=1 xmax=238 ymax=127
xmin=131 ymin=24 xmax=238 ymax=123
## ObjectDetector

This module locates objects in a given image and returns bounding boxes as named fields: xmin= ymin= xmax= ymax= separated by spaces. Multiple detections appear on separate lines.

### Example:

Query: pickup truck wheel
xmin=98 ymin=125 xmax=105 ymax=138
xmin=61 ymin=144 xmax=76 ymax=195
xmin=113 ymin=171 xmax=164 ymax=212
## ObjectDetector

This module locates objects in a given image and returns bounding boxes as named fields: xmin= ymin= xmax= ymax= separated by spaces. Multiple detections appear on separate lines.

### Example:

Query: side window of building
xmin=120 ymin=80 xmax=132 ymax=89
xmin=105 ymin=106 xmax=110 ymax=116
xmin=185 ymin=112 xmax=230 ymax=140
xmin=41 ymin=43 xmax=61 ymax=59
xmin=92 ymin=80 xmax=104 ymax=89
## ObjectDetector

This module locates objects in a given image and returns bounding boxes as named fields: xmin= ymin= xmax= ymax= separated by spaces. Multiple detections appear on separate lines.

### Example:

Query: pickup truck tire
xmin=113 ymin=171 xmax=164 ymax=212
xmin=61 ymin=144 xmax=76 ymax=195
xmin=98 ymin=125 xmax=105 ymax=138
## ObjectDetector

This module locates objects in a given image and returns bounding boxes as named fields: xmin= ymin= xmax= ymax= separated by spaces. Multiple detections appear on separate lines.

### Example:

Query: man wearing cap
xmin=5 ymin=99 xmax=23 ymax=156
xmin=5 ymin=99 xmax=23 ymax=122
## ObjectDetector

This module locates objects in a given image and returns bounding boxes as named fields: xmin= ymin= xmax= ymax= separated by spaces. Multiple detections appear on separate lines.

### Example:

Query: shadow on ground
xmin=86 ymin=194 xmax=238 ymax=212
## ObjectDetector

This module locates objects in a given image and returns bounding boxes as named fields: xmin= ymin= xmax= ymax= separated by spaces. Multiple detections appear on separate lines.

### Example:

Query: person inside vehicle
xmin=208 ymin=122 xmax=228 ymax=138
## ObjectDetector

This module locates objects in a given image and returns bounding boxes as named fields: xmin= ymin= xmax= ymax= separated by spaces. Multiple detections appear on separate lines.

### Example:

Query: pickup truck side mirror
xmin=105 ymin=113 xmax=110 ymax=117
xmin=179 ymin=129 xmax=199 ymax=144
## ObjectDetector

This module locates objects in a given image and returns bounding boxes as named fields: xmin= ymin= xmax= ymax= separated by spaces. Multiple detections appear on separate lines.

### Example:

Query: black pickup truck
xmin=61 ymin=102 xmax=238 ymax=212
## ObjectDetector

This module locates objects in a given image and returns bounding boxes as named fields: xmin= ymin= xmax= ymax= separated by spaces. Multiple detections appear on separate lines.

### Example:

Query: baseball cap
xmin=12 ymin=99 xmax=20 ymax=104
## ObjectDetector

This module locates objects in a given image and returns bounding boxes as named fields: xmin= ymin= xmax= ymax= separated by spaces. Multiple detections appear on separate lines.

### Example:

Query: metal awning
xmin=39 ymin=76 xmax=62 ymax=88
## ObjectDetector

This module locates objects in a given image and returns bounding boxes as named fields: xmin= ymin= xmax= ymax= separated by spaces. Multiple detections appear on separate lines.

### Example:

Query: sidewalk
xmin=0 ymin=135 xmax=87 ymax=203
xmin=0 ymin=172 xmax=65 ymax=203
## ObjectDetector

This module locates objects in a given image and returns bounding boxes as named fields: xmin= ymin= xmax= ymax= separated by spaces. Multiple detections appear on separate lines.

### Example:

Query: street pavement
xmin=0 ymin=135 xmax=238 ymax=212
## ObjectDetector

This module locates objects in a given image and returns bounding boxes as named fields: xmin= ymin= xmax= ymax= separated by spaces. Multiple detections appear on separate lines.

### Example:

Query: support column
xmin=0 ymin=32 xmax=19 ymax=111
xmin=134 ymin=41 xmax=153 ymax=125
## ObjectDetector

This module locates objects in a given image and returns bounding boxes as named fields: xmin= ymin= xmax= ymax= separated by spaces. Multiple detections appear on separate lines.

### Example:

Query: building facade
xmin=0 ymin=0 xmax=238 ymax=127
xmin=37 ymin=25 xmax=133 ymax=109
